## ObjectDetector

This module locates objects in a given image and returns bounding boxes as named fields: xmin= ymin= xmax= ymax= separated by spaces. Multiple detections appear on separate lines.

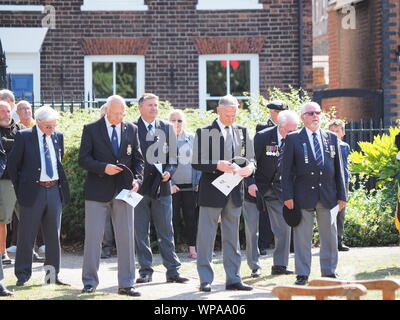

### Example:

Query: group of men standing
xmin=0 ymin=90 xmax=347 ymax=297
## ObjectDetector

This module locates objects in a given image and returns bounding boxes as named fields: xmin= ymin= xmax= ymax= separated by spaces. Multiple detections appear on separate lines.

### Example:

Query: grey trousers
xmin=265 ymin=198 xmax=291 ymax=267
xmin=134 ymin=195 xmax=181 ymax=277
xmin=15 ymin=185 xmax=62 ymax=282
xmin=197 ymin=196 xmax=242 ymax=285
xmin=242 ymin=200 xmax=261 ymax=271
xmin=0 ymin=258 xmax=3 ymax=283
xmin=102 ymin=214 xmax=114 ymax=252
xmin=82 ymin=199 xmax=136 ymax=288
xmin=294 ymin=201 xmax=338 ymax=276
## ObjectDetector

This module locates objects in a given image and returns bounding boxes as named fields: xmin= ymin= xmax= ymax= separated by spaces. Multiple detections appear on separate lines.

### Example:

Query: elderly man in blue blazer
xmin=281 ymin=102 xmax=346 ymax=285
xmin=8 ymin=106 xmax=71 ymax=287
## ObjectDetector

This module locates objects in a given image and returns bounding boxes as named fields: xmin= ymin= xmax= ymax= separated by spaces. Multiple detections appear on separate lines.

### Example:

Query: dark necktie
xmin=43 ymin=134 xmax=54 ymax=178
xmin=277 ymin=138 xmax=285 ymax=170
xmin=312 ymin=132 xmax=323 ymax=166
xmin=224 ymin=126 xmax=234 ymax=160
xmin=111 ymin=125 xmax=119 ymax=156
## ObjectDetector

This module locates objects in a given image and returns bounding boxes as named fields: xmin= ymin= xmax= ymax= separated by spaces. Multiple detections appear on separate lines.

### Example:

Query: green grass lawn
xmin=1 ymin=247 xmax=399 ymax=300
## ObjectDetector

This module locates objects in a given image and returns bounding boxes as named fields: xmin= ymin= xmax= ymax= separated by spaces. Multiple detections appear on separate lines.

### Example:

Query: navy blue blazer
xmin=246 ymin=126 xmax=283 ymax=200
xmin=79 ymin=117 xmax=144 ymax=202
xmin=192 ymin=119 xmax=255 ymax=208
xmin=134 ymin=118 xmax=177 ymax=198
xmin=281 ymin=127 xmax=346 ymax=210
xmin=8 ymin=126 xmax=70 ymax=207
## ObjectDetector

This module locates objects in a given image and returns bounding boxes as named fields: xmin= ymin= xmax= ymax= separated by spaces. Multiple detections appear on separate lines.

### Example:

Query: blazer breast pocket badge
xmin=163 ymin=142 xmax=169 ymax=154
xmin=127 ymin=144 xmax=132 ymax=156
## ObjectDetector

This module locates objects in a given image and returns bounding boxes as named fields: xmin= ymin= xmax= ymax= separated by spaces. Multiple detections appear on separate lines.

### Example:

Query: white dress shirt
xmin=305 ymin=127 xmax=324 ymax=163
xmin=141 ymin=118 xmax=156 ymax=134
xmin=37 ymin=126 xmax=59 ymax=181
xmin=216 ymin=118 xmax=234 ymax=140
xmin=104 ymin=116 xmax=121 ymax=147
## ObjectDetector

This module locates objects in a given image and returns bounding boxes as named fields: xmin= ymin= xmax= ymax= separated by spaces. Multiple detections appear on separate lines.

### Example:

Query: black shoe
xmin=2 ymin=254 xmax=12 ymax=265
xmin=118 ymin=287 xmax=141 ymax=297
xmin=136 ymin=274 xmax=152 ymax=283
xmin=338 ymin=243 xmax=350 ymax=251
xmin=271 ymin=265 xmax=294 ymax=275
xmin=259 ymin=249 xmax=267 ymax=256
xmin=199 ymin=282 xmax=211 ymax=292
xmin=251 ymin=269 xmax=261 ymax=278
xmin=166 ymin=274 xmax=189 ymax=283
xmin=81 ymin=285 xmax=96 ymax=293
xmin=0 ymin=285 xmax=13 ymax=297
xmin=32 ymin=252 xmax=45 ymax=263
xmin=16 ymin=279 xmax=26 ymax=287
xmin=55 ymin=278 xmax=70 ymax=286
xmin=322 ymin=273 xmax=339 ymax=279
xmin=226 ymin=282 xmax=253 ymax=291
xmin=294 ymin=275 xmax=308 ymax=285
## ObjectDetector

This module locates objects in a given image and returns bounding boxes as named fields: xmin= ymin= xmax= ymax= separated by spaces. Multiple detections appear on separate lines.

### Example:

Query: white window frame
xmin=84 ymin=55 xmax=145 ymax=105
xmin=196 ymin=0 xmax=263 ymax=10
xmin=0 ymin=5 xmax=44 ymax=12
xmin=81 ymin=0 xmax=148 ymax=11
xmin=198 ymin=54 xmax=259 ymax=110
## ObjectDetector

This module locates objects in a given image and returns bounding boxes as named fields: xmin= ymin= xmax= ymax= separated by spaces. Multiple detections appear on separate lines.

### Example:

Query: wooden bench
xmin=272 ymin=284 xmax=368 ymax=300
xmin=309 ymin=278 xmax=400 ymax=300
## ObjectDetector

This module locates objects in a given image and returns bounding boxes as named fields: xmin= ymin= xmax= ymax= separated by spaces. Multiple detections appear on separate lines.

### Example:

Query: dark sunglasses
xmin=304 ymin=111 xmax=321 ymax=116
xmin=170 ymin=119 xmax=183 ymax=123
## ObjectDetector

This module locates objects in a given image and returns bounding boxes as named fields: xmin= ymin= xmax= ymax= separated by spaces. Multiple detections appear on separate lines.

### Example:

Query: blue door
xmin=9 ymin=74 xmax=34 ymax=102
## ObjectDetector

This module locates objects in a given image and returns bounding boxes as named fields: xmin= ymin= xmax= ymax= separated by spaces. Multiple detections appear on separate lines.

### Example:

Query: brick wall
xmin=0 ymin=0 xmax=313 ymax=109
xmin=326 ymin=0 xmax=383 ymax=121
xmin=388 ymin=0 xmax=400 ymax=120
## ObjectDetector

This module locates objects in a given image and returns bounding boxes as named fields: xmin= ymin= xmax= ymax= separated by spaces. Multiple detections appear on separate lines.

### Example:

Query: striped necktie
xmin=43 ymin=134 xmax=54 ymax=178
xmin=312 ymin=132 xmax=323 ymax=166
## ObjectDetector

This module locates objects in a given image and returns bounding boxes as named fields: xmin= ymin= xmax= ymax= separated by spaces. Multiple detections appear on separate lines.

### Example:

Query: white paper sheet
xmin=154 ymin=163 xmax=163 ymax=174
xmin=211 ymin=173 xmax=243 ymax=196
xmin=115 ymin=189 xmax=143 ymax=208
xmin=330 ymin=204 xmax=340 ymax=226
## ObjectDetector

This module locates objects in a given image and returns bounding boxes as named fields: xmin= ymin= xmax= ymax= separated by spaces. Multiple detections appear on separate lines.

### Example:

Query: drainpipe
xmin=298 ymin=0 xmax=305 ymax=96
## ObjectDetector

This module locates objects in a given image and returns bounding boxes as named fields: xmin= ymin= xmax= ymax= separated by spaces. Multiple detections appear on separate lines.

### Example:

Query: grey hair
xmin=169 ymin=109 xmax=185 ymax=122
xmin=138 ymin=93 xmax=159 ymax=106
xmin=301 ymin=102 xmax=321 ymax=115
xmin=218 ymin=94 xmax=239 ymax=108
xmin=278 ymin=110 xmax=300 ymax=126
xmin=34 ymin=106 xmax=59 ymax=122
xmin=0 ymin=89 xmax=15 ymax=103
xmin=16 ymin=100 xmax=32 ymax=110
xmin=99 ymin=103 xmax=106 ymax=117
xmin=105 ymin=95 xmax=127 ymax=109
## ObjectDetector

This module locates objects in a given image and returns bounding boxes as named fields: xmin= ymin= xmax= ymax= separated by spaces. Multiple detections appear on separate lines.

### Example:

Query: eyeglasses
xmin=170 ymin=119 xmax=183 ymax=123
xmin=304 ymin=111 xmax=321 ymax=116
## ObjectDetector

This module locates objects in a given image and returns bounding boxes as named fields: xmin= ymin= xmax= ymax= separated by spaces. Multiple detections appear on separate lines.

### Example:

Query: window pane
xmin=206 ymin=100 xmax=219 ymax=111
xmin=92 ymin=62 xmax=113 ymax=99
xmin=230 ymin=60 xmax=250 ymax=96
xmin=207 ymin=61 xmax=227 ymax=97
xmin=116 ymin=62 xmax=137 ymax=99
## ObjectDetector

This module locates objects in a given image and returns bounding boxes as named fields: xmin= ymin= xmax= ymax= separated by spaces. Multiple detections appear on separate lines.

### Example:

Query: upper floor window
xmin=81 ymin=0 xmax=148 ymax=11
xmin=196 ymin=0 xmax=263 ymax=11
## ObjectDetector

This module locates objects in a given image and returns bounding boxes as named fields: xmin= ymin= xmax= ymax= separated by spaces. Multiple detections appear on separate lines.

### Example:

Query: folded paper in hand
xmin=211 ymin=173 xmax=243 ymax=196
xmin=330 ymin=204 xmax=339 ymax=226
xmin=116 ymin=189 xmax=143 ymax=208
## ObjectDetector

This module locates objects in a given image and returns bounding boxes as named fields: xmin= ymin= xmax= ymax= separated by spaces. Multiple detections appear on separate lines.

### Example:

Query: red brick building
xmin=0 ymin=0 xmax=313 ymax=110
xmin=325 ymin=0 xmax=399 ymax=124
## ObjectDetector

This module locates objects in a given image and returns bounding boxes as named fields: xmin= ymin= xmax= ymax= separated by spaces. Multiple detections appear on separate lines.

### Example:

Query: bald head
xmin=105 ymin=95 xmax=127 ymax=125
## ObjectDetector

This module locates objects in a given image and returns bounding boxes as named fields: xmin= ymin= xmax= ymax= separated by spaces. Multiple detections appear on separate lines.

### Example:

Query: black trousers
xmin=172 ymin=184 xmax=198 ymax=247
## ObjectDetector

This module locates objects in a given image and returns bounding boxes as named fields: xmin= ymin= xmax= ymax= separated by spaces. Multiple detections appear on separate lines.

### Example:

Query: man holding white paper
xmin=79 ymin=95 xmax=144 ymax=296
xmin=281 ymin=102 xmax=346 ymax=285
xmin=192 ymin=95 xmax=255 ymax=292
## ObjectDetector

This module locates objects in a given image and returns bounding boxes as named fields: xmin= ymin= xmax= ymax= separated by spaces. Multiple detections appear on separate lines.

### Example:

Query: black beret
xmin=283 ymin=204 xmax=302 ymax=227
xmin=267 ymin=100 xmax=289 ymax=111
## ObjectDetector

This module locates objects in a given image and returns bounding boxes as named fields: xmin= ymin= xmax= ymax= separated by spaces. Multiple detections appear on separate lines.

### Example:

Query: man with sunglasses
xmin=281 ymin=102 xmax=346 ymax=285
xmin=8 ymin=106 xmax=71 ymax=287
